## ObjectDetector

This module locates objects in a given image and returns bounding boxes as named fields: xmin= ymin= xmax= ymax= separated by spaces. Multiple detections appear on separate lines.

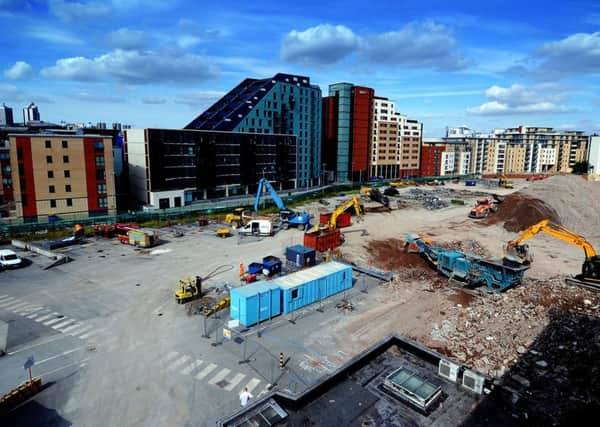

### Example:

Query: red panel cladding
xmin=321 ymin=96 xmax=338 ymax=170
xmin=83 ymin=138 xmax=101 ymax=212
xmin=16 ymin=137 xmax=37 ymax=217
xmin=351 ymin=86 xmax=374 ymax=173
xmin=420 ymin=145 xmax=446 ymax=177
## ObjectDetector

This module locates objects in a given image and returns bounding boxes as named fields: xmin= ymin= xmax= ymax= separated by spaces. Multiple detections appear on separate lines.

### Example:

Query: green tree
xmin=571 ymin=161 xmax=590 ymax=174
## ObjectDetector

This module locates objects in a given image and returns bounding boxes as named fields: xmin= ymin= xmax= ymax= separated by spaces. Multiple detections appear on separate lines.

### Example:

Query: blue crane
xmin=254 ymin=178 xmax=310 ymax=230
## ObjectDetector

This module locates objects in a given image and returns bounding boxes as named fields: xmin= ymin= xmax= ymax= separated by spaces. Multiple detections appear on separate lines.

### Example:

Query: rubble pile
xmin=402 ymin=188 xmax=450 ymax=210
xmin=435 ymin=239 xmax=491 ymax=258
xmin=430 ymin=277 xmax=600 ymax=382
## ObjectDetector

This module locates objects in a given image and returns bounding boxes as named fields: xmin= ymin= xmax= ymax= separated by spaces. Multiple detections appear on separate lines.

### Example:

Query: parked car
xmin=0 ymin=249 xmax=23 ymax=270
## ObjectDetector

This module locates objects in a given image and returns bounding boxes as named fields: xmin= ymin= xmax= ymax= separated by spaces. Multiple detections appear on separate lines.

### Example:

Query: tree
xmin=571 ymin=161 xmax=590 ymax=174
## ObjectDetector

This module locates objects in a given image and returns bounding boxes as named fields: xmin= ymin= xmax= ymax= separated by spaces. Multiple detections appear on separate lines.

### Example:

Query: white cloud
xmin=4 ymin=61 xmax=33 ymax=80
xmin=71 ymin=91 xmax=124 ymax=103
xmin=361 ymin=21 xmax=470 ymax=70
xmin=467 ymin=83 xmax=574 ymax=115
xmin=174 ymin=90 xmax=225 ymax=106
xmin=537 ymin=32 xmax=600 ymax=76
xmin=26 ymin=26 xmax=83 ymax=45
xmin=281 ymin=24 xmax=361 ymax=65
xmin=142 ymin=97 xmax=166 ymax=104
xmin=49 ymin=0 xmax=111 ymax=22
xmin=40 ymin=49 xmax=218 ymax=84
xmin=106 ymin=28 xmax=147 ymax=50
xmin=395 ymin=89 xmax=482 ymax=99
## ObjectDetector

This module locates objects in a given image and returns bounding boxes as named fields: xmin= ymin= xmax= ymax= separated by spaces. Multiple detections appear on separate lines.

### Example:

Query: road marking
xmin=0 ymin=298 xmax=19 ymax=307
xmin=0 ymin=294 xmax=10 ymax=300
xmin=43 ymin=316 xmax=67 ymax=326
xmin=195 ymin=363 xmax=217 ymax=380
xmin=0 ymin=295 xmax=15 ymax=303
xmin=224 ymin=373 xmax=246 ymax=391
xmin=3 ymin=301 xmax=28 ymax=310
xmin=208 ymin=368 xmax=231 ymax=385
xmin=38 ymin=359 xmax=90 ymax=378
xmin=181 ymin=360 xmax=203 ymax=375
xmin=36 ymin=312 xmax=59 ymax=322
xmin=16 ymin=305 xmax=43 ymax=315
xmin=36 ymin=347 xmax=84 ymax=365
xmin=79 ymin=328 xmax=105 ymax=340
xmin=7 ymin=333 xmax=66 ymax=355
xmin=244 ymin=378 xmax=261 ymax=393
xmin=60 ymin=323 xmax=83 ymax=334
xmin=159 ymin=351 xmax=180 ymax=364
xmin=168 ymin=355 xmax=191 ymax=371
xmin=258 ymin=385 xmax=271 ymax=398
xmin=68 ymin=324 xmax=93 ymax=336
xmin=53 ymin=319 xmax=77 ymax=330
xmin=28 ymin=309 xmax=51 ymax=319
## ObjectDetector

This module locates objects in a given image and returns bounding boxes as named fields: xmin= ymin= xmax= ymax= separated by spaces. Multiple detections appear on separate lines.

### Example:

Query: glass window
xmin=95 ymin=156 xmax=105 ymax=166
xmin=63 ymin=155 xmax=69 ymax=163
xmin=48 ymin=170 xmax=54 ymax=179
xmin=50 ymin=200 xmax=56 ymax=208
xmin=98 ymin=197 xmax=108 ymax=208
xmin=97 ymin=183 xmax=107 ymax=194
xmin=64 ymin=170 xmax=70 ymax=178
xmin=66 ymin=198 xmax=73 ymax=207
xmin=96 ymin=169 xmax=105 ymax=180
xmin=62 ymin=140 xmax=68 ymax=148
xmin=49 ymin=185 xmax=55 ymax=193
xmin=45 ymin=140 xmax=51 ymax=148
xmin=65 ymin=184 xmax=71 ymax=192
xmin=94 ymin=141 xmax=104 ymax=150
xmin=46 ymin=155 xmax=53 ymax=163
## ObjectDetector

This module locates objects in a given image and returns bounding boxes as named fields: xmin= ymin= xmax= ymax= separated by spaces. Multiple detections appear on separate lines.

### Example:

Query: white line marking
xmin=159 ymin=351 xmax=180 ymax=364
xmin=0 ymin=298 xmax=19 ymax=307
xmin=258 ymin=385 xmax=271 ymax=397
xmin=60 ymin=323 xmax=84 ymax=334
xmin=53 ymin=319 xmax=77 ymax=330
xmin=28 ymin=309 xmax=51 ymax=319
xmin=168 ymin=355 xmax=191 ymax=371
xmin=43 ymin=316 xmax=67 ymax=326
xmin=7 ymin=333 xmax=66 ymax=355
xmin=79 ymin=328 xmax=105 ymax=340
xmin=208 ymin=368 xmax=231 ymax=385
xmin=16 ymin=306 xmax=43 ymax=315
xmin=0 ymin=295 xmax=14 ymax=303
xmin=38 ymin=359 xmax=90 ymax=378
xmin=0 ymin=294 xmax=10 ymax=300
xmin=36 ymin=313 xmax=59 ymax=322
xmin=224 ymin=373 xmax=246 ymax=391
xmin=36 ymin=347 xmax=84 ymax=365
xmin=244 ymin=378 xmax=261 ymax=393
xmin=68 ymin=324 xmax=93 ymax=336
xmin=181 ymin=360 xmax=203 ymax=375
xmin=195 ymin=363 xmax=217 ymax=380
xmin=13 ymin=304 xmax=36 ymax=313
xmin=4 ymin=301 xmax=28 ymax=310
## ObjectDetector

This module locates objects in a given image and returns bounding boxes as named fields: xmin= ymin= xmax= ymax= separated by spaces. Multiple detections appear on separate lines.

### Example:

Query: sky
xmin=1 ymin=0 xmax=599 ymax=136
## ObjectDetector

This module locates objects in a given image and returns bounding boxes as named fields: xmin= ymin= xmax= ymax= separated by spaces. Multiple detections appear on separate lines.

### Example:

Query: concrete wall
xmin=125 ymin=129 xmax=149 ymax=205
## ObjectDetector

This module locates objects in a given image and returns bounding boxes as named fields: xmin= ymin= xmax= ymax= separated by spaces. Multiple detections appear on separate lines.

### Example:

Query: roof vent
xmin=438 ymin=359 xmax=459 ymax=382
xmin=462 ymin=370 xmax=484 ymax=394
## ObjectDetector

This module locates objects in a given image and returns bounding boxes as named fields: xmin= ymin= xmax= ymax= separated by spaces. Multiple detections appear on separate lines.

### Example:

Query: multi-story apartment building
xmin=0 ymin=104 xmax=14 ymax=127
xmin=185 ymin=73 xmax=321 ymax=188
xmin=400 ymin=118 xmax=423 ymax=178
xmin=8 ymin=133 xmax=116 ymax=221
xmin=371 ymin=97 xmax=401 ymax=179
xmin=125 ymin=128 xmax=296 ymax=209
xmin=589 ymin=136 xmax=600 ymax=180
xmin=22 ymin=102 xmax=40 ymax=124
xmin=421 ymin=138 xmax=471 ymax=177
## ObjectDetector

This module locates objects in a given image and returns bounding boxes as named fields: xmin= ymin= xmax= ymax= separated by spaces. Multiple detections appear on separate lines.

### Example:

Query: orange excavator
xmin=469 ymin=197 xmax=498 ymax=219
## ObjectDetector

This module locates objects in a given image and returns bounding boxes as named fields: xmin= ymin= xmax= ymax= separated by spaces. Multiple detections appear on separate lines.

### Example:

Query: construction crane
xmin=316 ymin=196 xmax=362 ymax=231
xmin=504 ymin=219 xmax=600 ymax=289
xmin=254 ymin=178 xmax=310 ymax=230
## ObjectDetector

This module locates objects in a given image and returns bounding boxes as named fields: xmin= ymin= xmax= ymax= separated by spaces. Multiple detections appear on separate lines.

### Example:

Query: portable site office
xmin=274 ymin=261 xmax=352 ymax=314
xmin=229 ymin=281 xmax=282 ymax=327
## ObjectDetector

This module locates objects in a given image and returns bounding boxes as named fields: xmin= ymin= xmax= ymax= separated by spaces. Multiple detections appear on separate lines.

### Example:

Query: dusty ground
xmin=300 ymin=176 xmax=600 ymax=423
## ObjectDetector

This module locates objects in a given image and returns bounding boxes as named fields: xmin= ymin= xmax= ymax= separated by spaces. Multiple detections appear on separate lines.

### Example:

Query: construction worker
xmin=239 ymin=262 xmax=245 ymax=277
xmin=239 ymin=387 xmax=253 ymax=407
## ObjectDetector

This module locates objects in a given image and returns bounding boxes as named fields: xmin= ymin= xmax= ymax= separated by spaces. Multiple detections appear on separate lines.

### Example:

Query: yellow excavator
xmin=498 ymin=174 xmax=514 ymax=189
xmin=504 ymin=219 xmax=600 ymax=289
xmin=224 ymin=207 xmax=246 ymax=229
xmin=315 ymin=196 xmax=362 ymax=232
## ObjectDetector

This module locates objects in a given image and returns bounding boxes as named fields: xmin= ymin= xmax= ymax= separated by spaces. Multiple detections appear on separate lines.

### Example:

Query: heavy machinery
xmin=469 ymin=197 xmax=498 ymax=218
xmin=405 ymin=234 xmax=529 ymax=293
xmin=175 ymin=276 xmax=202 ymax=304
xmin=498 ymin=174 xmax=514 ymax=189
xmin=360 ymin=186 xmax=389 ymax=207
xmin=254 ymin=178 xmax=310 ymax=230
xmin=390 ymin=180 xmax=416 ymax=187
xmin=315 ymin=196 xmax=362 ymax=231
xmin=224 ymin=207 xmax=247 ymax=229
xmin=504 ymin=219 xmax=600 ymax=289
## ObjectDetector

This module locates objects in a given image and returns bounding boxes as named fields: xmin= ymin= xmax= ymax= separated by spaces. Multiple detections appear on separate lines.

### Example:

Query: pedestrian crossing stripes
xmin=224 ymin=373 xmax=246 ymax=391
xmin=244 ymin=378 xmax=261 ymax=393
xmin=68 ymin=324 xmax=93 ymax=337
xmin=195 ymin=363 xmax=217 ymax=380
xmin=181 ymin=360 xmax=203 ymax=375
xmin=159 ymin=351 xmax=180 ymax=364
xmin=168 ymin=355 xmax=191 ymax=371
xmin=52 ymin=319 xmax=77 ymax=330
xmin=208 ymin=368 xmax=231 ymax=385
xmin=43 ymin=316 xmax=66 ymax=326
xmin=35 ymin=313 xmax=59 ymax=323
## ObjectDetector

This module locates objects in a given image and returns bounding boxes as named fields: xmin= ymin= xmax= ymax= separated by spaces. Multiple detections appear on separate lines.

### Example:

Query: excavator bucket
xmin=504 ymin=243 xmax=532 ymax=264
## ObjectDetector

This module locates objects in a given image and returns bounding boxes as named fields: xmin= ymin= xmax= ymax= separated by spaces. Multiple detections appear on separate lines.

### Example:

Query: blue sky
xmin=1 ymin=0 xmax=599 ymax=136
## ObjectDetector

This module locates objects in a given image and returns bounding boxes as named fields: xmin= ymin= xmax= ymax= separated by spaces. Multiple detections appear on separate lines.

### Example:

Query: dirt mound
xmin=483 ymin=193 xmax=561 ymax=232
xmin=365 ymin=238 xmax=430 ymax=271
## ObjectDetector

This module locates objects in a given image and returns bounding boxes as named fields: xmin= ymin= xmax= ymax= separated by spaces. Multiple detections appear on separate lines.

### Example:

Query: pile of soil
xmin=483 ymin=193 xmax=561 ymax=232
xmin=365 ymin=238 xmax=431 ymax=271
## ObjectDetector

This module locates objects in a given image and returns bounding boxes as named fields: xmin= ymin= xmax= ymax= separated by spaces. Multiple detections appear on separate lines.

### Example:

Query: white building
xmin=589 ymin=135 xmax=600 ymax=180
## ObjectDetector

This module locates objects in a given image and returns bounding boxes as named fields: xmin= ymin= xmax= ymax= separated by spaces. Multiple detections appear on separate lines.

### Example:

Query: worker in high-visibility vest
xmin=239 ymin=262 xmax=245 ymax=277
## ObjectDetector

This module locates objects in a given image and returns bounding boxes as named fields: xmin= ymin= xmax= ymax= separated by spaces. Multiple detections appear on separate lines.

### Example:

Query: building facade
xmin=23 ymin=102 xmax=40 ymax=124
xmin=185 ymin=73 xmax=321 ymax=188
xmin=588 ymin=135 xmax=600 ymax=180
xmin=0 ymin=104 xmax=14 ymax=127
xmin=125 ymin=128 xmax=296 ymax=209
xmin=8 ymin=133 xmax=116 ymax=221
xmin=400 ymin=119 xmax=423 ymax=178
xmin=371 ymin=97 xmax=401 ymax=179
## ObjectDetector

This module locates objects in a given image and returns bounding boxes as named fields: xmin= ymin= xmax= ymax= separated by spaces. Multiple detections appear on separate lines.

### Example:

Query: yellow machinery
xmin=216 ymin=228 xmax=231 ymax=238
xmin=316 ymin=196 xmax=362 ymax=231
xmin=360 ymin=186 xmax=373 ymax=195
xmin=505 ymin=219 xmax=600 ymax=288
xmin=390 ymin=180 xmax=416 ymax=187
xmin=175 ymin=277 xmax=202 ymax=304
xmin=224 ymin=207 xmax=246 ymax=229
xmin=203 ymin=296 xmax=231 ymax=316
xmin=498 ymin=174 xmax=514 ymax=189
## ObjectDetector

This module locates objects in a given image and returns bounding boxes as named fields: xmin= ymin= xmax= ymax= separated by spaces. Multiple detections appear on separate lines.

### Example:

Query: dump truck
xmin=469 ymin=197 xmax=498 ymax=219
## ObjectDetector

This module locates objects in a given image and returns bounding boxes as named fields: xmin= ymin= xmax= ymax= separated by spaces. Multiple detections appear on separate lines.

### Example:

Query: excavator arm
xmin=506 ymin=220 xmax=597 ymax=262
xmin=254 ymin=178 xmax=287 ymax=212
xmin=329 ymin=196 xmax=361 ymax=229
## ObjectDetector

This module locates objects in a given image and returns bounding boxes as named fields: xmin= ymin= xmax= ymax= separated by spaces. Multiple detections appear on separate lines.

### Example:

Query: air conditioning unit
xmin=438 ymin=359 xmax=459 ymax=382
xmin=462 ymin=369 xmax=485 ymax=394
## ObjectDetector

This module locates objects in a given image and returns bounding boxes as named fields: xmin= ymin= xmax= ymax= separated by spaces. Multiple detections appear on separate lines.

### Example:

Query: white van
xmin=0 ymin=249 xmax=23 ymax=269
xmin=238 ymin=220 xmax=273 ymax=236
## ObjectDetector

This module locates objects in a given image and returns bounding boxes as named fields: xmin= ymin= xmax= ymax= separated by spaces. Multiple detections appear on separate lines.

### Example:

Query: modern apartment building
xmin=0 ymin=104 xmax=14 ymax=127
xmin=400 ymin=118 xmax=423 ymax=178
xmin=185 ymin=73 xmax=321 ymax=188
xmin=23 ymin=102 xmax=40 ymax=124
xmin=125 ymin=128 xmax=296 ymax=209
xmin=421 ymin=138 xmax=471 ymax=177
xmin=8 ymin=133 xmax=116 ymax=221
xmin=587 ymin=135 xmax=600 ymax=181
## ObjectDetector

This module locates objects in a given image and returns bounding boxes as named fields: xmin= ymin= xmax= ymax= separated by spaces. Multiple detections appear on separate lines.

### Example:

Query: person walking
xmin=239 ymin=387 xmax=253 ymax=407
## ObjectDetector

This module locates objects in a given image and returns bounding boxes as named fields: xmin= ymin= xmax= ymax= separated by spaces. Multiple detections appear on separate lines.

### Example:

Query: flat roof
xmin=7 ymin=133 xmax=110 ymax=138
xmin=273 ymin=261 xmax=349 ymax=290
xmin=230 ymin=280 xmax=281 ymax=298
xmin=128 ymin=128 xmax=298 ymax=138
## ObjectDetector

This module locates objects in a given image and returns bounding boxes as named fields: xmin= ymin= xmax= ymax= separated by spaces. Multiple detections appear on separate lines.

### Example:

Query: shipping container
xmin=285 ymin=245 xmax=316 ymax=267
xmin=229 ymin=281 xmax=282 ymax=327
xmin=274 ymin=261 xmax=352 ymax=314
xmin=247 ymin=262 xmax=263 ymax=275
xmin=319 ymin=212 xmax=352 ymax=228
xmin=303 ymin=228 xmax=342 ymax=252
xmin=262 ymin=256 xmax=282 ymax=276
xmin=128 ymin=228 xmax=159 ymax=247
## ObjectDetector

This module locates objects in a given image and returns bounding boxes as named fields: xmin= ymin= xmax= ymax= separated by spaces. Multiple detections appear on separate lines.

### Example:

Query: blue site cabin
xmin=274 ymin=261 xmax=352 ymax=314
xmin=229 ymin=281 xmax=282 ymax=327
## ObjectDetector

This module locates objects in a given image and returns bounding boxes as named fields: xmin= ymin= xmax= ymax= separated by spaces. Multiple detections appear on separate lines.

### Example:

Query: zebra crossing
xmin=0 ymin=294 xmax=116 ymax=349
xmin=161 ymin=350 xmax=269 ymax=396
